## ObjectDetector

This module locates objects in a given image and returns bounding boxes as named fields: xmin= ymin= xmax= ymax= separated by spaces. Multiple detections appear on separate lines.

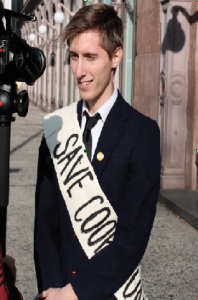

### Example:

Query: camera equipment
xmin=0 ymin=5 xmax=46 ymax=257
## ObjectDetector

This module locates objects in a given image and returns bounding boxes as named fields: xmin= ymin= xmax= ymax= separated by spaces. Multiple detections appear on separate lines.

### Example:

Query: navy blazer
xmin=34 ymin=91 xmax=161 ymax=300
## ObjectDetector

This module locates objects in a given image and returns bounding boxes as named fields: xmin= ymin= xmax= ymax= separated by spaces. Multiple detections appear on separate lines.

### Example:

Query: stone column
xmin=54 ymin=34 xmax=62 ymax=109
xmin=110 ymin=0 xmax=122 ymax=90
xmin=47 ymin=41 xmax=53 ymax=111
xmin=28 ymin=31 xmax=33 ymax=101
xmin=44 ymin=0 xmax=56 ymax=111
xmin=78 ymin=0 xmax=82 ymax=9
xmin=37 ymin=43 xmax=44 ymax=107
xmin=37 ymin=42 xmax=44 ymax=107
xmin=31 ymin=29 xmax=37 ymax=104
xmin=34 ymin=21 xmax=39 ymax=105
xmin=42 ymin=43 xmax=48 ymax=109
xmin=186 ymin=1 xmax=198 ymax=189
xmin=62 ymin=42 xmax=70 ymax=107
xmin=37 ymin=70 xmax=42 ymax=106
xmin=159 ymin=1 xmax=191 ymax=189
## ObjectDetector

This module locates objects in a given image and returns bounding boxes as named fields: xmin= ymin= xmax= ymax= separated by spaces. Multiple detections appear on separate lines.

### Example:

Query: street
xmin=5 ymin=102 xmax=198 ymax=300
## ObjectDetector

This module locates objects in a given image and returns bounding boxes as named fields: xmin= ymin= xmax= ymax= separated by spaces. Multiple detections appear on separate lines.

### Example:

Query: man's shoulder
xmin=129 ymin=105 xmax=157 ymax=130
xmin=118 ymin=97 xmax=160 ymax=151
xmin=117 ymin=91 xmax=158 ymax=130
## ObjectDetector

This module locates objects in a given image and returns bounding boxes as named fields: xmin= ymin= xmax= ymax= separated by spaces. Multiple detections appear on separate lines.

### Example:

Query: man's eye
xmin=70 ymin=55 xmax=77 ymax=60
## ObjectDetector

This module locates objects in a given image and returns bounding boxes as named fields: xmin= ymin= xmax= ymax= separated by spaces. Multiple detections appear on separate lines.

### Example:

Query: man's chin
xmin=79 ymin=91 xmax=95 ymax=102
xmin=79 ymin=87 xmax=108 ymax=105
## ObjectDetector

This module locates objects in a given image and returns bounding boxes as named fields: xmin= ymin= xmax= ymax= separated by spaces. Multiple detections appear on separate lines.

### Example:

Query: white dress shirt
xmin=81 ymin=87 xmax=118 ymax=161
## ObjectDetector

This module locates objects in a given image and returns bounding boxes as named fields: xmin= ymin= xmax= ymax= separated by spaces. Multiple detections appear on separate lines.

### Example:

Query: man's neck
xmin=85 ymin=83 xmax=114 ymax=115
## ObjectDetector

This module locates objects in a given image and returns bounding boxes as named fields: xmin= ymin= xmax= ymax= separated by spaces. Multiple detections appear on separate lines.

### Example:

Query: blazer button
xmin=71 ymin=270 xmax=77 ymax=277
xmin=74 ymin=232 xmax=77 ymax=238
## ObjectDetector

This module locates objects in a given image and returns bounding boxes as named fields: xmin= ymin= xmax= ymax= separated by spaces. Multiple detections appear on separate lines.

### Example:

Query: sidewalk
xmin=8 ymin=101 xmax=46 ymax=300
xmin=6 ymin=101 xmax=198 ymax=299
xmin=159 ymin=189 xmax=198 ymax=230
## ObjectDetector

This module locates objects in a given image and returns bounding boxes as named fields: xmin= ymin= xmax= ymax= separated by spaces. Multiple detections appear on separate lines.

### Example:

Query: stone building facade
xmin=135 ymin=1 xmax=190 ymax=189
xmin=134 ymin=0 xmax=198 ymax=191
xmin=19 ymin=0 xmax=198 ymax=191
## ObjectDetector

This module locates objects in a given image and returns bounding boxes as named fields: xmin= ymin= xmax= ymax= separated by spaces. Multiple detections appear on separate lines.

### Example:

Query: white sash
xmin=42 ymin=102 xmax=147 ymax=300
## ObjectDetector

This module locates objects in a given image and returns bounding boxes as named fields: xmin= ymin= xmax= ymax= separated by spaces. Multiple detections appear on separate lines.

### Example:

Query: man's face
xmin=69 ymin=30 xmax=121 ymax=109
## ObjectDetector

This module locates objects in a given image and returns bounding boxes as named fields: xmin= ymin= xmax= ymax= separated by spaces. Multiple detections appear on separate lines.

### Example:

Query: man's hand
xmin=38 ymin=283 xmax=78 ymax=300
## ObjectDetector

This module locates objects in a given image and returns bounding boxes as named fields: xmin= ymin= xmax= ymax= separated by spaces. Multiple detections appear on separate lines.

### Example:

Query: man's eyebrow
xmin=69 ymin=51 xmax=98 ymax=56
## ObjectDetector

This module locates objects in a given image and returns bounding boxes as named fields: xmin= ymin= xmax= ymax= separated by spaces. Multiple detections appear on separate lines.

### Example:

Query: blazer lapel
xmin=92 ymin=91 xmax=130 ymax=179
xmin=77 ymin=99 xmax=83 ymax=127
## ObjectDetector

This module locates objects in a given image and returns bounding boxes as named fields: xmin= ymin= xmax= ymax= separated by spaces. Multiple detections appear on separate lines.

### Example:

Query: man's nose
xmin=76 ymin=59 xmax=86 ymax=78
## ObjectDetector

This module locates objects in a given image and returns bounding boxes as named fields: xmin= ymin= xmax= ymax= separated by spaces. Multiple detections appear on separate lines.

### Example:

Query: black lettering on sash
xmin=74 ymin=196 xmax=116 ymax=253
xmin=74 ymin=196 xmax=104 ymax=222
xmin=81 ymin=208 xmax=111 ymax=233
xmin=67 ymin=171 xmax=94 ymax=198
xmin=135 ymin=286 xmax=142 ymax=300
xmin=53 ymin=134 xmax=93 ymax=190
xmin=53 ymin=134 xmax=86 ymax=181
xmin=88 ymin=220 xmax=116 ymax=246
xmin=59 ymin=146 xmax=82 ymax=175
xmin=63 ymin=155 xmax=89 ymax=185
xmin=94 ymin=232 xmax=115 ymax=254
xmin=123 ymin=269 xmax=142 ymax=298
xmin=53 ymin=134 xmax=79 ymax=159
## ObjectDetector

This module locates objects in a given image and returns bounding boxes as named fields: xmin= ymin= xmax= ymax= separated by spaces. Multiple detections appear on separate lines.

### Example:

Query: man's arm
xmin=34 ymin=136 xmax=64 ymax=293
xmin=70 ymin=120 xmax=161 ymax=300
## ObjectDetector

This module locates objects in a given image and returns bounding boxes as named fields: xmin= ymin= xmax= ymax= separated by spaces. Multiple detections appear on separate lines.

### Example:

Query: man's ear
xmin=112 ymin=47 xmax=123 ymax=69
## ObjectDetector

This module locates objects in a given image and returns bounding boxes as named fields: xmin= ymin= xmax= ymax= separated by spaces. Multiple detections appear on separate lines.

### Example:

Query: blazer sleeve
xmin=70 ymin=120 xmax=161 ymax=300
xmin=34 ymin=136 xmax=64 ymax=293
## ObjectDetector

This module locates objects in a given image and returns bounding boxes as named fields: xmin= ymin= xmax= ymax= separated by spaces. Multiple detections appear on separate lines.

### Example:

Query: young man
xmin=35 ymin=4 xmax=161 ymax=300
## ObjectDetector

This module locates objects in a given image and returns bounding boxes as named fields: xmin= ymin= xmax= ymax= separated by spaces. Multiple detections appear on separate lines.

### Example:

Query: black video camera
xmin=0 ymin=6 xmax=46 ymax=118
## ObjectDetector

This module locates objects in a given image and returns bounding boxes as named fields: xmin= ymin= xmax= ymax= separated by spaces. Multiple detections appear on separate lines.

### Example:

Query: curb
xmin=158 ymin=192 xmax=198 ymax=230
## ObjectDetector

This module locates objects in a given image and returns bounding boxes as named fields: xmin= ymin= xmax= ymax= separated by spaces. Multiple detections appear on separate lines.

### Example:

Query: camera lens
xmin=30 ymin=47 xmax=46 ymax=79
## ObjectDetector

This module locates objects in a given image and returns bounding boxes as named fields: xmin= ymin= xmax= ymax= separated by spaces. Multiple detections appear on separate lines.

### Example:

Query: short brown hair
xmin=61 ymin=3 xmax=123 ymax=61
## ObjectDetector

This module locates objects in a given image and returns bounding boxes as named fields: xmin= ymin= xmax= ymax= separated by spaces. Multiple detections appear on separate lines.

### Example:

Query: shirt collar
xmin=82 ymin=86 xmax=118 ymax=123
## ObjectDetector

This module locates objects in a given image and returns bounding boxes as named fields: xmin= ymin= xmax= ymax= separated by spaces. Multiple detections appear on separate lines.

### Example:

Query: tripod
xmin=0 ymin=82 xmax=28 ymax=257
